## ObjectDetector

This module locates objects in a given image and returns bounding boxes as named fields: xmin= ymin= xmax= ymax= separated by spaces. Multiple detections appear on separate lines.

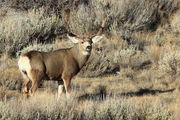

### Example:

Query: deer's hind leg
xmin=21 ymin=71 xmax=31 ymax=98
xmin=28 ymin=69 xmax=43 ymax=96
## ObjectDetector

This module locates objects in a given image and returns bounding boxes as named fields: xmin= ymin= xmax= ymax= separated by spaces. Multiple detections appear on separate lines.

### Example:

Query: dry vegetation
xmin=0 ymin=0 xmax=180 ymax=120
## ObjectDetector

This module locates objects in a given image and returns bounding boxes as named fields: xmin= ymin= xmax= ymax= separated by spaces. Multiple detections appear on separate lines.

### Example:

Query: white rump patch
xmin=82 ymin=51 xmax=90 ymax=55
xmin=18 ymin=56 xmax=31 ymax=78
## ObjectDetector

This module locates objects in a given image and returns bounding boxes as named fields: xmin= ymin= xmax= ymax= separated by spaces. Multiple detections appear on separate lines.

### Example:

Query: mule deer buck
xmin=18 ymin=21 xmax=105 ymax=98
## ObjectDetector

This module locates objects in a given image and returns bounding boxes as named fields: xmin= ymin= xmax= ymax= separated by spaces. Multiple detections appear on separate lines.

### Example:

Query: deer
xmin=18 ymin=20 xmax=105 ymax=99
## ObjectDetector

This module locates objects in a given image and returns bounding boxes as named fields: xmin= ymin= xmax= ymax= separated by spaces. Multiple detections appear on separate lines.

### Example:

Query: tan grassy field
xmin=0 ymin=45 xmax=179 ymax=120
xmin=0 ymin=0 xmax=180 ymax=119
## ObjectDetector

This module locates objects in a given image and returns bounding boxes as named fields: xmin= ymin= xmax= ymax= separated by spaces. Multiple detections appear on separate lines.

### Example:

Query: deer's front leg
xmin=62 ymin=74 xmax=72 ymax=99
xmin=57 ymin=80 xmax=65 ymax=99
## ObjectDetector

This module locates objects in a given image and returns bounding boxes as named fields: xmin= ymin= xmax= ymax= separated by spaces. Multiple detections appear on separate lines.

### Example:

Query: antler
xmin=63 ymin=9 xmax=105 ymax=38
xmin=96 ymin=19 xmax=106 ymax=35
xmin=62 ymin=9 xmax=79 ymax=37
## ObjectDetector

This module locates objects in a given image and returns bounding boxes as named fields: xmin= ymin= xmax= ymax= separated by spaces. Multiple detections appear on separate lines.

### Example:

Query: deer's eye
xmin=81 ymin=42 xmax=84 ymax=44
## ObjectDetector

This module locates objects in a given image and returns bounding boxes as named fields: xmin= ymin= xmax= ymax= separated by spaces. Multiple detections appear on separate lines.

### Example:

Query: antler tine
xmin=96 ymin=19 xmax=106 ymax=35
xmin=63 ymin=9 xmax=79 ymax=37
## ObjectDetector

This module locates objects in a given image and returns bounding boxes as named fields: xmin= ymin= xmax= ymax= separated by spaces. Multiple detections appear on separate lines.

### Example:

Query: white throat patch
xmin=82 ymin=51 xmax=90 ymax=55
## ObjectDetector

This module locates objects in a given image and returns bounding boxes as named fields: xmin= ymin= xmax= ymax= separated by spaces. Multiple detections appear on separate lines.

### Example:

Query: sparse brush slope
xmin=0 ymin=0 xmax=180 ymax=120
xmin=0 ymin=0 xmax=178 ymax=54
xmin=0 ymin=0 xmax=179 ymax=87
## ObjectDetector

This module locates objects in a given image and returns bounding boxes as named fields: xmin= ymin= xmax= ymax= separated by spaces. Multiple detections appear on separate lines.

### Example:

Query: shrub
xmin=0 ymin=67 xmax=22 ymax=91
xmin=1 ymin=0 xmax=68 ymax=14
xmin=16 ymin=43 xmax=59 ymax=56
xmin=159 ymin=50 xmax=180 ymax=75
xmin=79 ymin=50 xmax=119 ymax=77
xmin=0 ymin=54 xmax=22 ymax=90
xmin=0 ymin=95 xmax=173 ymax=120
xmin=0 ymin=0 xmax=178 ymax=56
xmin=0 ymin=7 xmax=63 ymax=55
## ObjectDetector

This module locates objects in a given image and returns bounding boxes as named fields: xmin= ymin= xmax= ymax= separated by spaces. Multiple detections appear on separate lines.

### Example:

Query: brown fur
xmin=19 ymin=20 xmax=105 ymax=97
xmin=19 ymin=36 xmax=99 ymax=98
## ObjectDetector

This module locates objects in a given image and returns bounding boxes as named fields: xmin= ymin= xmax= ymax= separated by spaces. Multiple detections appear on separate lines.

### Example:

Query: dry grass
xmin=0 ymin=54 xmax=22 ymax=91
xmin=1 ymin=52 xmax=179 ymax=119
xmin=0 ymin=90 xmax=177 ymax=120
xmin=159 ymin=49 xmax=180 ymax=75
xmin=0 ymin=53 xmax=179 ymax=119
xmin=0 ymin=0 xmax=180 ymax=119
xmin=0 ymin=75 xmax=179 ymax=120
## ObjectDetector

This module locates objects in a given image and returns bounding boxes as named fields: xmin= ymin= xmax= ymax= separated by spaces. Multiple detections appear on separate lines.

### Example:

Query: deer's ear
xmin=67 ymin=33 xmax=79 ymax=43
xmin=92 ymin=35 xmax=104 ymax=43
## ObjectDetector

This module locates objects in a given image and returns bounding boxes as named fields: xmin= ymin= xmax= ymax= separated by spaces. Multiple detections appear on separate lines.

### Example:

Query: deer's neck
xmin=70 ymin=45 xmax=90 ymax=69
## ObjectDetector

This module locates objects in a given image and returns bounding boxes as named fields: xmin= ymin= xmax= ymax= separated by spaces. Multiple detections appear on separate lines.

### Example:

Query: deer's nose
xmin=87 ymin=46 xmax=92 ymax=50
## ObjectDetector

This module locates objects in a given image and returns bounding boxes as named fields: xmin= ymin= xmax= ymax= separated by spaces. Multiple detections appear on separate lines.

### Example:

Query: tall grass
xmin=0 ymin=93 xmax=173 ymax=120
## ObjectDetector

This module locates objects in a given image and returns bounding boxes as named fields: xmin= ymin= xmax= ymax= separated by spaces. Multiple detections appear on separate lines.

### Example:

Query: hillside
xmin=0 ymin=0 xmax=180 ymax=120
